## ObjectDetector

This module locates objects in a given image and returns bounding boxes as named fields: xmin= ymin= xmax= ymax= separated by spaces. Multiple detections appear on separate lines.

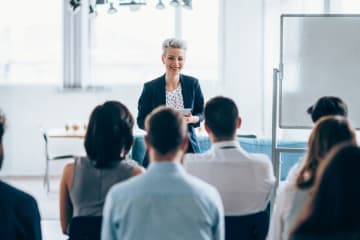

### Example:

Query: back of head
xmin=296 ymin=116 xmax=356 ymax=189
xmin=84 ymin=101 xmax=134 ymax=168
xmin=145 ymin=106 xmax=187 ymax=155
xmin=162 ymin=38 xmax=187 ymax=55
xmin=204 ymin=96 xmax=239 ymax=139
xmin=307 ymin=96 xmax=348 ymax=123
xmin=293 ymin=144 xmax=360 ymax=235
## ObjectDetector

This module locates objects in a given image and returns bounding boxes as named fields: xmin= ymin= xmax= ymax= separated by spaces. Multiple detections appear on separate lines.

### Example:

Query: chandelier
xmin=69 ymin=0 xmax=193 ymax=14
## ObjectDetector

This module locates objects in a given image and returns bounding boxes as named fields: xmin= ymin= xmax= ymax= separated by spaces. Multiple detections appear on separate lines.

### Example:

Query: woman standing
xmin=137 ymin=38 xmax=204 ymax=167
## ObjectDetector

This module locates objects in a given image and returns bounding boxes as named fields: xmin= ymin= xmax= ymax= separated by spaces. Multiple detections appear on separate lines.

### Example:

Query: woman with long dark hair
xmin=291 ymin=144 xmax=360 ymax=239
xmin=59 ymin=101 xmax=143 ymax=235
xmin=267 ymin=116 xmax=356 ymax=240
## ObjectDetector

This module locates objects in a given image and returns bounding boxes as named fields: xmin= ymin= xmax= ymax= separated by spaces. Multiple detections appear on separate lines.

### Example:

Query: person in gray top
xmin=59 ymin=101 xmax=144 ymax=235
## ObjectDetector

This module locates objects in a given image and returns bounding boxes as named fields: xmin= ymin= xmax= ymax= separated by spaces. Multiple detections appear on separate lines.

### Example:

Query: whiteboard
xmin=279 ymin=14 xmax=360 ymax=129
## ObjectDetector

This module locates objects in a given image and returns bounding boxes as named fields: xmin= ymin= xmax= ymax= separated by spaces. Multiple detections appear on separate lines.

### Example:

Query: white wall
xmin=0 ymin=0 xmax=266 ymax=175
xmin=0 ymin=85 xmax=142 ymax=175
xmin=220 ymin=0 xmax=265 ymax=136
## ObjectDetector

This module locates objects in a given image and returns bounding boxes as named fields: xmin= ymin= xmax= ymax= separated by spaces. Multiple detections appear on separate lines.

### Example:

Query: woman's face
xmin=162 ymin=48 xmax=185 ymax=77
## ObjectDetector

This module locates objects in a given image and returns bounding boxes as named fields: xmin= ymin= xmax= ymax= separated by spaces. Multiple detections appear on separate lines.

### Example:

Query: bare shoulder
xmin=63 ymin=162 xmax=74 ymax=175
xmin=132 ymin=165 xmax=145 ymax=176
xmin=61 ymin=162 xmax=74 ymax=187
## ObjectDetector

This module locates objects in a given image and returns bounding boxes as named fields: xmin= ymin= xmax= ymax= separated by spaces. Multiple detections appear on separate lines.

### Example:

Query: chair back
xmin=69 ymin=216 xmax=102 ymax=240
xmin=225 ymin=211 xmax=269 ymax=240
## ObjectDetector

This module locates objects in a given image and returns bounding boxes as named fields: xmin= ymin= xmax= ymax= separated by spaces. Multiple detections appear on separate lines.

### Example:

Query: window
xmin=89 ymin=1 xmax=219 ymax=86
xmin=0 ymin=0 xmax=62 ymax=85
xmin=182 ymin=0 xmax=219 ymax=82
xmin=91 ymin=5 xmax=173 ymax=85
xmin=331 ymin=0 xmax=360 ymax=13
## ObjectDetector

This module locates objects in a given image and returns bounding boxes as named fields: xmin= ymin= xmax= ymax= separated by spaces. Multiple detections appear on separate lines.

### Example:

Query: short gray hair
xmin=162 ymin=38 xmax=187 ymax=55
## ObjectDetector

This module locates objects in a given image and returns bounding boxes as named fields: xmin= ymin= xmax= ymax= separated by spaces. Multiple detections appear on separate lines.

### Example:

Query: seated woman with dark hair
xmin=267 ymin=116 xmax=357 ymax=240
xmin=286 ymin=96 xmax=349 ymax=182
xmin=306 ymin=96 xmax=348 ymax=123
xmin=59 ymin=101 xmax=144 ymax=235
xmin=291 ymin=144 xmax=360 ymax=240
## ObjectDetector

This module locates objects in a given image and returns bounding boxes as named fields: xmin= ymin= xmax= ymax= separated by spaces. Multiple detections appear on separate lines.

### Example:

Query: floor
xmin=3 ymin=176 xmax=68 ymax=239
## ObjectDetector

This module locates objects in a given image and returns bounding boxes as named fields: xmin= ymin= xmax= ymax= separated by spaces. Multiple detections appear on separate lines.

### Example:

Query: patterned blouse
xmin=166 ymin=85 xmax=184 ymax=110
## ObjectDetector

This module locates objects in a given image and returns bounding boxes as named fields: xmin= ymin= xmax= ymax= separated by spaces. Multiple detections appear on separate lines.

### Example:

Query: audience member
xmin=291 ymin=144 xmax=360 ymax=240
xmin=286 ymin=96 xmax=348 ymax=181
xmin=267 ymin=116 xmax=356 ymax=240
xmin=184 ymin=96 xmax=275 ymax=238
xmin=0 ymin=110 xmax=42 ymax=239
xmin=102 ymin=106 xmax=224 ymax=240
xmin=59 ymin=101 xmax=144 ymax=234
xmin=307 ymin=96 xmax=348 ymax=123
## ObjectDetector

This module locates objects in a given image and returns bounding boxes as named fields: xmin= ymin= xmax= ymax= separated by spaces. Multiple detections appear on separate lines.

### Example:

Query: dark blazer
xmin=0 ymin=181 xmax=42 ymax=240
xmin=137 ymin=74 xmax=204 ymax=153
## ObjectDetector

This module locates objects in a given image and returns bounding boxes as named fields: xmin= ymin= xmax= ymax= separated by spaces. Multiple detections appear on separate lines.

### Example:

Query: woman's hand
xmin=183 ymin=113 xmax=200 ymax=124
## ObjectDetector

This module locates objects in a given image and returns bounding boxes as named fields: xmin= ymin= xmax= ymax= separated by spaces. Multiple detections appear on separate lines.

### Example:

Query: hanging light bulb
xmin=119 ymin=0 xmax=146 ymax=11
xmin=169 ymin=0 xmax=180 ymax=7
xmin=182 ymin=0 xmax=192 ymax=10
xmin=108 ymin=2 xmax=118 ymax=13
xmin=89 ymin=5 xmax=98 ymax=17
xmin=69 ymin=0 xmax=81 ymax=13
xmin=155 ymin=0 xmax=165 ymax=10
xmin=129 ymin=4 xmax=141 ymax=11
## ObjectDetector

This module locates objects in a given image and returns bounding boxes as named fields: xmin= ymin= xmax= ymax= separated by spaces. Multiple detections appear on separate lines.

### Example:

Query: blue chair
xmin=131 ymin=135 xmax=306 ymax=180
xmin=69 ymin=216 xmax=102 ymax=240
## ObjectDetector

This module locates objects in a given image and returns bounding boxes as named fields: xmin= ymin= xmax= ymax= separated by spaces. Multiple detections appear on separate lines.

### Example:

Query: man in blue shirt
xmin=102 ymin=106 xmax=224 ymax=240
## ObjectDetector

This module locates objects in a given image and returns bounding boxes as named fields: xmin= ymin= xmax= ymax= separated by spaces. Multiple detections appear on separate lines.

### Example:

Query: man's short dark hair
xmin=205 ymin=96 xmax=239 ymax=138
xmin=307 ymin=96 xmax=348 ymax=123
xmin=145 ymin=106 xmax=186 ymax=154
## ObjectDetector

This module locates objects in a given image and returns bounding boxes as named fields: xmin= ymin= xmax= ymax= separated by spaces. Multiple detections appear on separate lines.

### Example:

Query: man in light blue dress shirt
xmin=101 ymin=106 xmax=224 ymax=240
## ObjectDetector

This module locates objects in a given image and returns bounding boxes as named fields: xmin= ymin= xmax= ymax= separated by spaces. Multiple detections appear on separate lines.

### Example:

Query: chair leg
xmin=44 ymin=159 xmax=50 ymax=193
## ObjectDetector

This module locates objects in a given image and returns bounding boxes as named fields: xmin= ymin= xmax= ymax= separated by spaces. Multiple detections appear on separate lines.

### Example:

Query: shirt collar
xmin=147 ymin=162 xmax=186 ymax=175
xmin=211 ymin=140 xmax=240 ymax=150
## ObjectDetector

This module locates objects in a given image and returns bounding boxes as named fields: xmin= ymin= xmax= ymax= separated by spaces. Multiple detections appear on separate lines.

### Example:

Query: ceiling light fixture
xmin=69 ymin=0 xmax=81 ymax=13
xmin=108 ymin=2 xmax=118 ymax=13
xmin=169 ymin=0 xmax=180 ymax=7
xmin=182 ymin=0 xmax=192 ymax=10
xmin=119 ymin=0 xmax=146 ymax=11
xmin=70 ymin=0 xmax=192 ymax=14
xmin=155 ymin=0 xmax=165 ymax=10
